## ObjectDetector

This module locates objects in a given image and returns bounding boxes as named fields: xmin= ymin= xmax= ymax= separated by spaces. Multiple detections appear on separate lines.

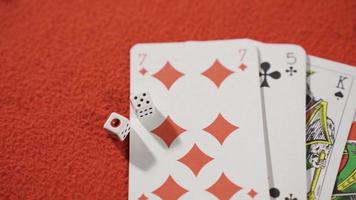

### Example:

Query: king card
xmin=129 ymin=41 xmax=270 ymax=199
xmin=332 ymin=114 xmax=356 ymax=199
xmin=306 ymin=56 xmax=356 ymax=200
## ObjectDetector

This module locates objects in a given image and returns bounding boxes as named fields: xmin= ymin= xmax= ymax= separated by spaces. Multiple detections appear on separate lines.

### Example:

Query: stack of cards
xmin=126 ymin=39 xmax=356 ymax=200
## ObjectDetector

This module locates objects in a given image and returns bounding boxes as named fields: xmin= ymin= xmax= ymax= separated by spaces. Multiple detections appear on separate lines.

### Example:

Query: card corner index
xmin=244 ymin=42 xmax=259 ymax=52
xmin=288 ymin=44 xmax=307 ymax=56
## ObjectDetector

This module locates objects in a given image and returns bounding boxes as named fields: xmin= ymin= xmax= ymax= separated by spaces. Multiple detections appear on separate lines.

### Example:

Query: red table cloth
xmin=1 ymin=0 xmax=355 ymax=199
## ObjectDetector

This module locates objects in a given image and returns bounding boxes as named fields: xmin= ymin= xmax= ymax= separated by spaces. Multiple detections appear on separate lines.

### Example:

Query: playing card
xmin=332 ymin=113 xmax=356 ymax=199
xmin=129 ymin=40 xmax=270 ymax=199
xmin=306 ymin=56 xmax=356 ymax=200
xmin=244 ymin=39 xmax=307 ymax=200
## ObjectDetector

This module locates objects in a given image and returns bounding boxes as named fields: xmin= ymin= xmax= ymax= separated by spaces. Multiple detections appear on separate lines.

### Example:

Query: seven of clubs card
xmin=306 ymin=56 xmax=356 ymax=200
xmin=129 ymin=41 xmax=271 ymax=200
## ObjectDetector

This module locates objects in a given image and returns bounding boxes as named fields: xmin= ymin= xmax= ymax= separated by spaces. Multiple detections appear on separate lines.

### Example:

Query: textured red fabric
xmin=0 ymin=0 xmax=355 ymax=199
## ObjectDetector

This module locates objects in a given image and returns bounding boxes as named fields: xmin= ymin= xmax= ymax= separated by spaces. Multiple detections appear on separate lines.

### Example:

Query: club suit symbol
xmin=285 ymin=193 xmax=297 ymax=200
xmin=335 ymin=91 xmax=344 ymax=100
xmin=286 ymin=66 xmax=297 ymax=76
xmin=259 ymin=62 xmax=281 ymax=87
xmin=269 ymin=188 xmax=280 ymax=198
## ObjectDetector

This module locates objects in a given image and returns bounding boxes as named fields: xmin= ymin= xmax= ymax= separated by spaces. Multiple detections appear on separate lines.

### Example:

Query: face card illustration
xmin=306 ymin=56 xmax=356 ymax=200
xmin=242 ymin=39 xmax=307 ymax=200
xmin=129 ymin=41 xmax=270 ymax=199
xmin=332 ymin=115 xmax=356 ymax=199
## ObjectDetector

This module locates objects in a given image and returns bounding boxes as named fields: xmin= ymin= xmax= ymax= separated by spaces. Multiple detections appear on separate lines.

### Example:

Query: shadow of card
xmin=306 ymin=58 xmax=315 ymax=108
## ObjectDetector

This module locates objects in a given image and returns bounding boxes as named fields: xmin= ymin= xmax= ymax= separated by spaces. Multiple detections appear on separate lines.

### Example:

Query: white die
xmin=103 ymin=112 xmax=130 ymax=141
xmin=130 ymin=92 xmax=156 ymax=119
xmin=130 ymin=92 xmax=153 ymax=111
xmin=136 ymin=106 xmax=155 ymax=119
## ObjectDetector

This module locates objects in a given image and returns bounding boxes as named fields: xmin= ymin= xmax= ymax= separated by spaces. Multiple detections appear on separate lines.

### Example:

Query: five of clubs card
xmin=125 ymin=39 xmax=356 ymax=200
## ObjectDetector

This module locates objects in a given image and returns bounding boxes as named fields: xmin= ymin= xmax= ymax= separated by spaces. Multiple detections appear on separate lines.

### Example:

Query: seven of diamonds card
xmin=306 ymin=56 xmax=356 ymax=200
xmin=129 ymin=41 xmax=270 ymax=199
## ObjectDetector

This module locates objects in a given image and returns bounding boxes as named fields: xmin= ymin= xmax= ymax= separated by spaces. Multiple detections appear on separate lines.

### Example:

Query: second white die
xmin=103 ymin=112 xmax=130 ymax=141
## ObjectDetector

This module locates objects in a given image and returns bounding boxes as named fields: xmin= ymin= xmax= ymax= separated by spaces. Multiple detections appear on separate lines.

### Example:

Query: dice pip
xmin=103 ymin=112 xmax=130 ymax=141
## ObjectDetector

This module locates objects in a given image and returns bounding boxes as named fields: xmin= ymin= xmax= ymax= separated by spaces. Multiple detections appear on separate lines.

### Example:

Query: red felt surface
xmin=0 ymin=0 xmax=355 ymax=199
